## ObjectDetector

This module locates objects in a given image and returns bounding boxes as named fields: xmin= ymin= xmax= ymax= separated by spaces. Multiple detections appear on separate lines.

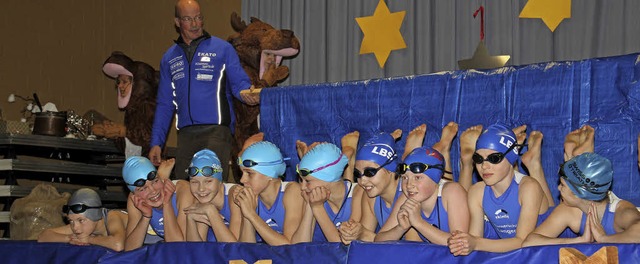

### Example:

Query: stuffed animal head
xmin=228 ymin=12 xmax=300 ymax=83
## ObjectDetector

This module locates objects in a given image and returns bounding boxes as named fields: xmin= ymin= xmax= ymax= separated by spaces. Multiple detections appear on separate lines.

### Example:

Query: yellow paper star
xmin=458 ymin=41 xmax=510 ymax=70
xmin=519 ymin=0 xmax=571 ymax=32
xmin=356 ymin=0 xmax=406 ymax=68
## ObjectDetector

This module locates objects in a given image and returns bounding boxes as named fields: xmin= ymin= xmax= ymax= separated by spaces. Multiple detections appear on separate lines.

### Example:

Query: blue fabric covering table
xmin=260 ymin=53 xmax=640 ymax=206
xmin=346 ymin=241 xmax=640 ymax=263
xmin=1 ymin=240 xmax=638 ymax=263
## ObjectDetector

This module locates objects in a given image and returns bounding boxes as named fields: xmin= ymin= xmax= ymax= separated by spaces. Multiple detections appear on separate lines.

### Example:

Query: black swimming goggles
xmin=63 ymin=203 xmax=101 ymax=214
xmin=396 ymin=162 xmax=448 ymax=175
xmin=127 ymin=171 xmax=158 ymax=188
xmin=472 ymin=143 xmax=519 ymax=165
xmin=238 ymin=158 xmax=285 ymax=168
xmin=354 ymin=155 xmax=396 ymax=179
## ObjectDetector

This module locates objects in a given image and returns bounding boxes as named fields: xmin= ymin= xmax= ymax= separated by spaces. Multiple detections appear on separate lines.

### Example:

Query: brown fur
xmin=98 ymin=52 xmax=158 ymax=157
xmin=227 ymin=12 xmax=300 ymax=149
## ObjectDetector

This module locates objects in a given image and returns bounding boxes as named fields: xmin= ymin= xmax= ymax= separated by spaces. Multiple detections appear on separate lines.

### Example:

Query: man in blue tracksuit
xmin=150 ymin=0 xmax=259 ymax=181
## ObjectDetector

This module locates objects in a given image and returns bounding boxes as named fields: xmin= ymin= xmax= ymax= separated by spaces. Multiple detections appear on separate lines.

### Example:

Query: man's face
xmin=174 ymin=1 xmax=204 ymax=45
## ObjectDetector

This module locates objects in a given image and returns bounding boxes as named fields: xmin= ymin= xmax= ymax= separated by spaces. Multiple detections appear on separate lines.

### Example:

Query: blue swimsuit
xmin=373 ymin=181 xmax=402 ymax=231
xmin=578 ymin=192 xmax=621 ymax=236
xmin=149 ymin=193 xmax=179 ymax=238
xmin=205 ymin=183 xmax=235 ymax=242
xmin=417 ymin=181 xmax=450 ymax=243
xmin=312 ymin=181 xmax=357 ymax=242
xmin=482 ymin=171 xmax=550 ymax=239
xmin=255 ymin=182 xmax=290 ymax=243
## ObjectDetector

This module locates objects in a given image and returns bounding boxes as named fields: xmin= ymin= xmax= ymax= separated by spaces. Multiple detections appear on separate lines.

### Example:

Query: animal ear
xmin=250 ymin=17 xmax=262 ymax=23
xmin=230 ymin=12 xmax=247 ymax=33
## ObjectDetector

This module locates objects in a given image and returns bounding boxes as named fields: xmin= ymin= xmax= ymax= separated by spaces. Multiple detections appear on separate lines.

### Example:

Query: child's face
xmin=558 ymin=178 xmax=579 ymax=206
xmin=190 ymin=176 xmax=221 ymax=204
xmin=300 ymin=175 xmax=328 ymax=193
xmin=474 ymin=149 xmax=513 ymax=186
xmin=134 ymin=177 xmax=165 ymax=208
xmin=68 ymin=214 xmax=98 ymax=238
xmin=355 ymin=160 xmax=393 ymax=198
xmin=240 ymin=167 xmax=271 ymax=195
xmin=401 ymin=172 xmax=437 ymax=202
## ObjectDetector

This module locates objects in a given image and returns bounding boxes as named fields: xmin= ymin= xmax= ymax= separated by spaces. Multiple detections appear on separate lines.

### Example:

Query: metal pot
xmin=33 ymin=111 xmax=67 ymax=137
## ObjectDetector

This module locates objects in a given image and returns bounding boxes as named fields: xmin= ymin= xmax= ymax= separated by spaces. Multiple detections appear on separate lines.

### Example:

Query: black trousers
xmin=176 ymin=124 xmax=232 ymax=182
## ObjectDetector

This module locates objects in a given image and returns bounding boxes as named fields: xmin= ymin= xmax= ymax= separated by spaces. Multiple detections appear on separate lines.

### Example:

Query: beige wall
xmin=0 ymin=0 xmax=241 ymax=147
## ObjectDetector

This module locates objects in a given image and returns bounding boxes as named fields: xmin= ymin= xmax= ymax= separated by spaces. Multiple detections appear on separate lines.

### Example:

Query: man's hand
xmin=149 ymin=146 xmax=163 ymax=166
xmin=240 ymin=86 xmax=261 ymax=106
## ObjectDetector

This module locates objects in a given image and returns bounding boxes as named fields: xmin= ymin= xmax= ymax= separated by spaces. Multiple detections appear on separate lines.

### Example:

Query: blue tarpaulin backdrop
xmin=260 ymin=53 xmax=640 ymax=206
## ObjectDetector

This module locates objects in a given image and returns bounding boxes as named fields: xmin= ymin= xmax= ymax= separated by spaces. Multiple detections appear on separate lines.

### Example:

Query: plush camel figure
xmin=228 ymin=12 xmax=300 ymax=149
xmin=93 ymin=51 xmax=158 ymax=157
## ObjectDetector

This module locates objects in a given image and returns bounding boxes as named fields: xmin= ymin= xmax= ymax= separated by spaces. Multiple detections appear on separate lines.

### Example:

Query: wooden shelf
xmin=0 ymin=185 xmax=127 ymax=202
xmin=0 ymin=211 xmax=8 ymax=223
xmin=0 ymin=134 xmax=120 ymax=154
xmin=0 ymin=159 xmax=122 ymax=178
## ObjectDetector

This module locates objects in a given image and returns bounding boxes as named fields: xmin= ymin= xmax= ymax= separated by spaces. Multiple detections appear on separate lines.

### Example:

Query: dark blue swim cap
xmin=355 ymin=132 xmax=398 ymax=172
xmin=403 ymin=146 xmax=445 ymax=184
xmin=476 ymin=123 xmax=519 ymax=164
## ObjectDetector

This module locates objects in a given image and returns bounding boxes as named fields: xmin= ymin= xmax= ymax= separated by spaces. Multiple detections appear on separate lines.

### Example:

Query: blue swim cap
xmin=67 ymin=188 xmax=102 ymax=222
xmin=476 ymin=123 xmax=519 ymax=164
xmin=561 ymin=152 xmax=613 ymax=201
xmin=403 ymin=146 xmax=445 ymax=184
xmin=123 ymin=156 xmax=157 ymax=192
xmin=298 ymin=143 xmax=348 ymax=182
xmin=355 ymin=132 xmax=398 ymax=172
xmin=239 ymin=141 xmax=287 ymax=178
xmin=189 ymin=149 xmax=223 ymax=181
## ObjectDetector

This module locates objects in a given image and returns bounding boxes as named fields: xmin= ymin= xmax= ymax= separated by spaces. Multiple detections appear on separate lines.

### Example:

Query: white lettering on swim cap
xmin=499 ymin=136 xmax=513 ymax=148
xmin=371 ymin=146 xmax=393 ymax=159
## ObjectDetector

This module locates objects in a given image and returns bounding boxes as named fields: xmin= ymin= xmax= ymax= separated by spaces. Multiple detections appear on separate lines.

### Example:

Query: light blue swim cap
xmin=239 ymin=141 xmax=287 ymax=178
xmin=355 ymin=132 xmax=398 ymax=172
xmin=123 ymin=156 xmax=157 ymax=192
xmin=561 ymin=152 xmax=613 ymax=201
xmin=403 ymin=146 xmax=445 ymax=184
xmin=298 ymin=143 xmax=348 ymax=182
xmin=476 ymin=123 xmax=519 ymax=164
xmin=189 ymin=149 xmax=223 ymax=181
